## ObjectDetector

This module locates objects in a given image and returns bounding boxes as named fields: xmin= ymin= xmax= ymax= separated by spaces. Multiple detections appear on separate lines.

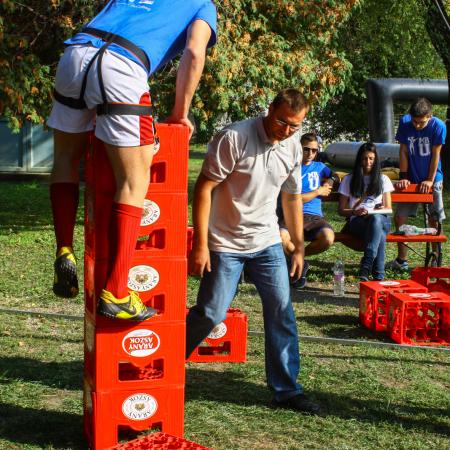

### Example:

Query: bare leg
xmin=51 ymin=130 xmax=88 ymax=183
xmin=105 ymin=143 xmax=154 ymax=206
xmin=395 ymin=215 xmax=408 ymax=260
xmin=305 ymin=228 xmax=334 ymax=256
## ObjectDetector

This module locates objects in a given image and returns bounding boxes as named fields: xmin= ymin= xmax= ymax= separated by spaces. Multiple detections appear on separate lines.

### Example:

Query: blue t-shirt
xmin=395 ymin=114 xmax=446 ymax=183
xmin=301 ymin=161 xmax=332 ymax=216
xmin=66 ymin=0 xmax=217 ymax=75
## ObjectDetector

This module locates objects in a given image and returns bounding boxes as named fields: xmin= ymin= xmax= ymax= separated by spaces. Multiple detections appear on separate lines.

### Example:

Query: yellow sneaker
xmin=53 ymin=246 xmax=79 ymax=298
xmin=97 ymin=289 xmax=157 ymax=321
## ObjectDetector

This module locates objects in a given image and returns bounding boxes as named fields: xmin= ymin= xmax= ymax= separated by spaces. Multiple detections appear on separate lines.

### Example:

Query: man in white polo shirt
xmin=186 ymin=89 xmax=322 ymax=415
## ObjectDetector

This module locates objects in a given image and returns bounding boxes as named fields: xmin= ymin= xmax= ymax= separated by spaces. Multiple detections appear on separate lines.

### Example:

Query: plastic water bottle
xmin=333 ymin=259 xmax=345 ymax=296
xmin=399 ymin=224 xmax=437 ymax=236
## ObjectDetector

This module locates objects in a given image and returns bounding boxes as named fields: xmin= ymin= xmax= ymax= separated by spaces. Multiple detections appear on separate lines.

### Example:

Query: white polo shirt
xmin=202 ymin=116 xmax=302 ymax=253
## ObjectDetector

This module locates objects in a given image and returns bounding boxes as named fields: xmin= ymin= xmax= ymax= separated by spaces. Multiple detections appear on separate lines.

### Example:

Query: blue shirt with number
xmin=395 ymin=114 xmax=446 ymax=183
xmin=65 ymin=0 xmax=217 ymax=75
xmin=301 ymin=162 xmax=332 ymax=216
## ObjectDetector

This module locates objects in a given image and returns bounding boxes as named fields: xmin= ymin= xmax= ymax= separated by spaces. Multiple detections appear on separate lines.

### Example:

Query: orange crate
xmin=148 ymin=123 xmax=189 ymax=193
xmin=359 ymin=280 xmax=427 ymax=331
xmin=84 ymin=311 xmax=185 ymax=391
xmin=107 ymin=432 xmax=212 ymax=450
xmin=411 ymin=267 xmax=450 ymax=294
xmin=388 ymin=291 xmax=450 ymax=345
xmin=84 ymin=381 xmax=184 ymax=450
xmin=137 ymin=193 xmax=188 ymax=257
xmin=187 ymin=308 xmax=247 ymax=363
xmin=84 ymin=254 xmax=187 ymax=324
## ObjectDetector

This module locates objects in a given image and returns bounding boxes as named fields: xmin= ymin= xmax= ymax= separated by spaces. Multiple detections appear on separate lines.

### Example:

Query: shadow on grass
xmin=298 ymin=313 xmax=384 ymax=340
xmin=186 ymin=368 xmax=450 ymax=437
xmin=308 ymin=352 xmax=450 ymax=366
xmin=292 ymin=289 xmax=359 ymax=306
xmin=0 ymin=403 xmax=85 ymax=449
xmin=0 ymin=181 xmax=84 ymax=233
xmin=0 ymin=357 xmax=83 ymax=391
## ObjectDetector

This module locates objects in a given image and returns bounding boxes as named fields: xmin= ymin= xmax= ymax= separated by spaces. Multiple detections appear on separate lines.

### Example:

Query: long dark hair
xmin=349 ymin=142 xmax=382 ymax=198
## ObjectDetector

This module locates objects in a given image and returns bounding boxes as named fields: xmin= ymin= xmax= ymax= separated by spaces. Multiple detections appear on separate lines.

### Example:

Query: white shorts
xmin=47 ymin=45 xmax=155 ymax=147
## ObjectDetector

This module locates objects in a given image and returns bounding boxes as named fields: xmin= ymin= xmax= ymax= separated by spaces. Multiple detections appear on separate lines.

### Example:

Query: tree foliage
xmin=0 ymin=1 xmax=102 ymax=131
xmin=0 ymin=0 xmax=359 ymax=137
xmin=313 ymin=0 xmax=448 ymax=141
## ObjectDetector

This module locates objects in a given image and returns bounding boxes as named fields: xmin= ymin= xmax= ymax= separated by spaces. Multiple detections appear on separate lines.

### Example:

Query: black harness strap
xmin=82 ymin=27 xmax=150 ymax=73
xmin=53 ymin=29 xmax=152 ymax=117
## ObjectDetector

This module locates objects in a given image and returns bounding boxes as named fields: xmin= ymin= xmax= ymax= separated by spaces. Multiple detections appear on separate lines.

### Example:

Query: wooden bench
xmin=325 ymin=183 xmax=447 ymax=267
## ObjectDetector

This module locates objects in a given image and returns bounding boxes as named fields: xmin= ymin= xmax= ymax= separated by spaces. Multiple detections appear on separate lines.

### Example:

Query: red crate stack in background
xmin=388 ymin=291 xmax=450 ymax=345
xmin=359 ymin=280 xmax=428 ymax=331
xmin=83 ymin=124 xmax=190 ymax=449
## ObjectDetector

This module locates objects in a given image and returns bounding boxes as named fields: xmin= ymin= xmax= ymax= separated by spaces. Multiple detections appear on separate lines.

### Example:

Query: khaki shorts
xmin=47 ymin=45 xmax=155 ymax=147
xmin=280 ymin=214 xmax=333 ymax=242
xmin=396 ymin=181 xmax=445 ymax=222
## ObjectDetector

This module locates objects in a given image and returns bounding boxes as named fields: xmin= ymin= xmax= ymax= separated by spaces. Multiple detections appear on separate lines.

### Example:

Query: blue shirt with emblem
xmin=301 ymin=161 xmax=332 ymax=216
xmin=395 ymin=114 xmax=446 ymax=183
xmin=65 ymin=0 xmax=217 ymax=75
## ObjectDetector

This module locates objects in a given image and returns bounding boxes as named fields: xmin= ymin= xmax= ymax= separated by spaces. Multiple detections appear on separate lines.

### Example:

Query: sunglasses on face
xmin=275 ymin=118 xmax=302 ymax=131
xmin=303 ymin=146 xmax=318 ymax=153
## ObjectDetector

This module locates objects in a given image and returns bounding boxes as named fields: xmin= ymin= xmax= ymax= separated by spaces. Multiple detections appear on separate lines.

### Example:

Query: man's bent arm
xmin=281 ymin=191 xmax=304 ymax=280
xmin=397 ymin=143 xmax=410 ymax=189
xmin=167 ymin=20 xmax=212 ymax=137
xmin=189 ymin=173 xmax=219 ymax=276
xmin=424 ymin=144 xmax=442 ymax=186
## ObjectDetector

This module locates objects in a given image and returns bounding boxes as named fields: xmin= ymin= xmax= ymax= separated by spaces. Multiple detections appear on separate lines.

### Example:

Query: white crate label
xmin=122 ymin=329 xmax=160 ymax=357
xmin=128 ymin=265 xmax=160 ymax=292
xmin=207 ymin=322 xmax=227 ymax=339
xmin=122 ymin=393 xmax=158 ymax=421
xmin=141 ymin=199 xmax=160 ymax=226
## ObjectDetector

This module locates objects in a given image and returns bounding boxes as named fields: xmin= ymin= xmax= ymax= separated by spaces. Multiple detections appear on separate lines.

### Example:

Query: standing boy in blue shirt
xmin=280 ymin=132 xmax=335 ymax=287
xmin=388 ymin=97 xmax=446 ymax=270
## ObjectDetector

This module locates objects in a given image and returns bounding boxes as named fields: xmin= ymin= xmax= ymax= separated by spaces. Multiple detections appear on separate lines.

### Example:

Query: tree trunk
xmin=421 ymin=0 xmax=450 ymax=173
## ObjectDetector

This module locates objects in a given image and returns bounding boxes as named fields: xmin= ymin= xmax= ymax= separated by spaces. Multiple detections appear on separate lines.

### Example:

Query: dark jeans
xmin=186 ymin=243 xmax=302 ymax=401
xmin=347 ymin=214 xmax=391 ymax=279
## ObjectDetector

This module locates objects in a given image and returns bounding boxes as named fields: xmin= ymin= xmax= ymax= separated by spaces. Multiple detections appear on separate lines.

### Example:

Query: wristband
xmin=399 ymin=171 xmax=408 ymax=180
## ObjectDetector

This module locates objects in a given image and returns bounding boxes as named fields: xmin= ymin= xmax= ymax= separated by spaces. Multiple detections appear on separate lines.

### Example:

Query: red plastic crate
xmin=148 ymin=123 xmax=189 ymax=193
xmin=107 ymin=432 xmax=212 ymax=450
xmin=359 ymin=280 xmax=428 ymax=331
xmin=187 ymin=308 xmax=247 ymax=363
xmin=137 ymin=193 xmax=188 ymax=257
xmin=84 ymin=311 xmax=185 ymax=391
xmin=84 ymin=254 xmax=187 ymax=324
xmin=84 ymin=380 xmax=184 ymax=450
xmin=388 ymin=291 xmax=450 ymax=345
xmin=187 ymin=226 xmax=194 ymax=258
xmin=411 ymin=267 xmax=450 ymax=295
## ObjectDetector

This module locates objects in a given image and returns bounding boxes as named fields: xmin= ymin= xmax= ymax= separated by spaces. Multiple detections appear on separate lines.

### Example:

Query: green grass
xmin=0 ymin=146 xmax=449 ymax=449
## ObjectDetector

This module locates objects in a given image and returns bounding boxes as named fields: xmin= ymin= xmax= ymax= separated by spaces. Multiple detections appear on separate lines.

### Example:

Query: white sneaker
xmin=386 ymin=259 xmax=409 ymax=271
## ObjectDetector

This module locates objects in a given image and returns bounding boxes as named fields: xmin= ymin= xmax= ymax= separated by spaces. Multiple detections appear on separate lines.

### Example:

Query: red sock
xmin=105 ymin=202 xmax=142 ymax=298
xmin=50 ymin=183 xmax=79 ymax=249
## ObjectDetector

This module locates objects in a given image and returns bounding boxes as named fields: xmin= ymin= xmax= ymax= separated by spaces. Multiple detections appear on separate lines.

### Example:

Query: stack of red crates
xmin=360 ymin=272 xmax=450 ymax=346
xmin=83 ymin=124 xmax=189 ymax=449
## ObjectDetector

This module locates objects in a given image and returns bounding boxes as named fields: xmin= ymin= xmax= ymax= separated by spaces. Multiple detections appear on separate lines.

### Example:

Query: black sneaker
xmin=292 ymin=261 xmax=310 ymax=290
xmin=53 ymin=246 xmax=79 ymax=298
xmin=271 ymin=393 xmax=324 ymax=416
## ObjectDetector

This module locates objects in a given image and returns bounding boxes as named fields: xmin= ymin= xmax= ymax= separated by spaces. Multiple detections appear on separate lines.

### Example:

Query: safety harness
xmin=53 ymin=27 xmax=153 ymax=117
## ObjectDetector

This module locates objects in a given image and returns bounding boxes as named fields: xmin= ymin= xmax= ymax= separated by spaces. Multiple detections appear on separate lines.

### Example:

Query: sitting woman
xmin=338 ymin=142 xmax=394 ymax=281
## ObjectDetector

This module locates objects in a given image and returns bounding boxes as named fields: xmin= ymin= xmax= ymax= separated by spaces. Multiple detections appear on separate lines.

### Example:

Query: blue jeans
xmin=347 ymin=214 xmax=391 ymax=279
xmin=186 ymin=243 xmax=302 ymax=401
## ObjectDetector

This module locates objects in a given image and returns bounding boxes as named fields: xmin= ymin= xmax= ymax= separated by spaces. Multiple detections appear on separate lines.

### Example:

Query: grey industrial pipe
xmin=366 ymin=78 xmax=449 ymax=143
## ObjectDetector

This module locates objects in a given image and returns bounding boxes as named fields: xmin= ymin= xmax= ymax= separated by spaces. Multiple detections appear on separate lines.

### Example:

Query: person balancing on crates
xmin=387 ymin=97 xmax=446 ymax=271
xmin=47 ymin=0 xmax=217 ymax=320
